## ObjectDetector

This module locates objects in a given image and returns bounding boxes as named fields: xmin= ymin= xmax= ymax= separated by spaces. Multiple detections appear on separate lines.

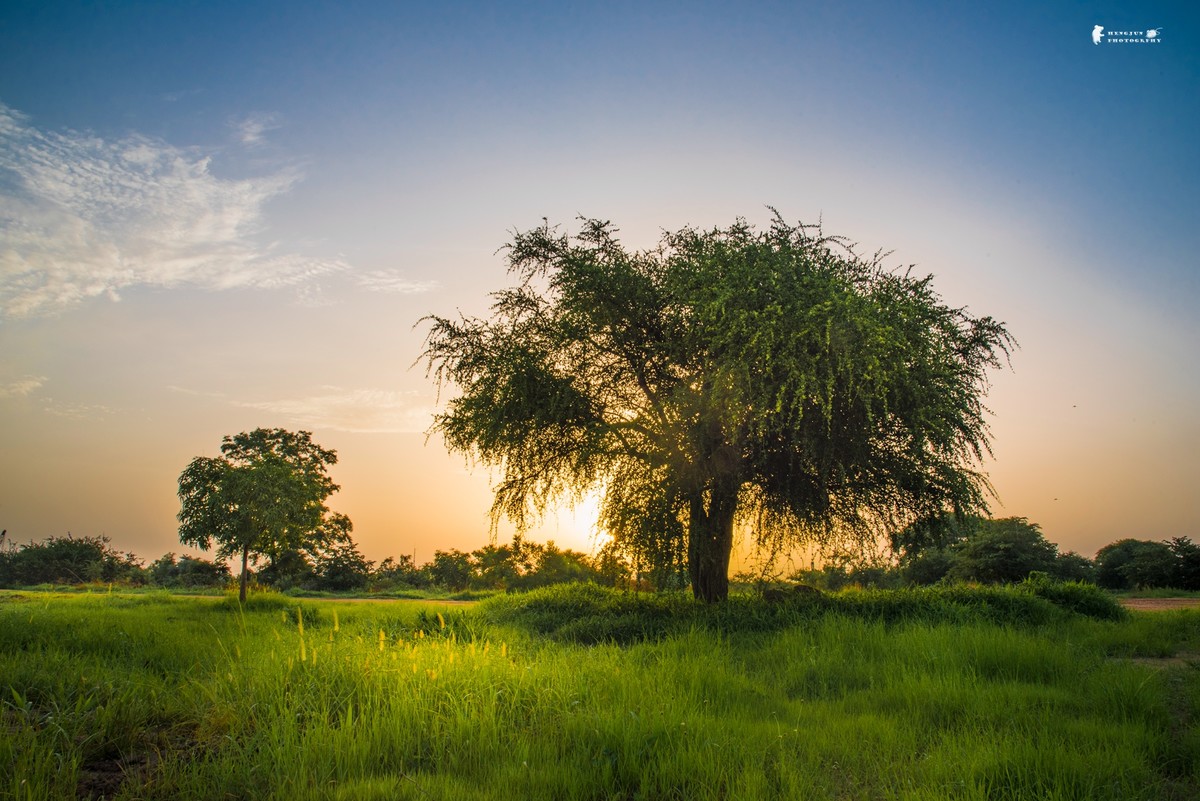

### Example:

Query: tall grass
xmin=1 ymin=586 xmax=1194 ymax=800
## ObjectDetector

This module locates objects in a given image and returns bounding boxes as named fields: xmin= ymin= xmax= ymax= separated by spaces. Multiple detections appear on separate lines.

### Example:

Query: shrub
xmin=149 ymin=552 xmax=232 ymax=588
xmin=0 ymin=534 xmax=145 ymax=587
xmin=410 ymin=608 xmax=485 ymax=641
xmin=1021 ymin=573 xmax=1126 ymax=621
xmin=900 ymin=549 xmax=955 ymax=585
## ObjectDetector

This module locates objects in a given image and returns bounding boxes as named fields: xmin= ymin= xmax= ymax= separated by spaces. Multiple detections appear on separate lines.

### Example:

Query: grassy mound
xmin=480 ymin=580 xmax=1127 ymax=644
xmin=1020 ymin=574 xmax=1127 ymax=620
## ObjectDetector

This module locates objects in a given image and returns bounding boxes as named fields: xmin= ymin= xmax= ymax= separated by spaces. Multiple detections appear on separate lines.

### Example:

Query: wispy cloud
xmin=0 ymin=103 xmax=349 ymax=318
xmin=0 ymin=375 xmax=46 ymax=398
xmin=356 ymin=270 xmax=440 ymax=294
xmin=0 ymin=375 xmax=114 ymax=419
xmin=232 ymin=387 xmax=435 ymax=434
xmin=230 ymin=112 xmax=282 ymax=146
xmin=168 ymin=384 xmax=435 ymax=434
xmin=41 ymin=399 xmax=114 ymax=420
xmin=161 ymin=89 xmax=203 ymax=103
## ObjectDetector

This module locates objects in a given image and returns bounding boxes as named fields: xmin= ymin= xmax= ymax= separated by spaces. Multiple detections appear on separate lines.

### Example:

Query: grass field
xmin=2 ymin=585 xmax=1197 ymax=800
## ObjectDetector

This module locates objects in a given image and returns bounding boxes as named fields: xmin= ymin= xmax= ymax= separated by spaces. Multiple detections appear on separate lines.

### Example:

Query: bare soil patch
xmin=1119 ymin=597 xmax=1200 ymax=612
xmin=319 ymin=596 xmax=476 ymax=605
xmin=76 ymin=727 xmax=202 ymax=800
xmin=1121 ymin=652 xmax=1200 ymax=669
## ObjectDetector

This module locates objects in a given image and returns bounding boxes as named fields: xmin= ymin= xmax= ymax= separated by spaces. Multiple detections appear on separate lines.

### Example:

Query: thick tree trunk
xmin=687 ymin=480 xmax=738 ymax=603
xmin=239 ymin=546 xmax=249 ymax=603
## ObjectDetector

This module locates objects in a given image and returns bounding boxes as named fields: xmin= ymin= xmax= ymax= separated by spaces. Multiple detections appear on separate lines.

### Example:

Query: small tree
xmin=423 ymin=215 xmax=1013 ymax=602
xmin=310 ymin=539 xmax=374 ymax=592
xmin=1168 ymin=537 xmax=1200 ymax=591
xmin=525 ymin=541 xmax=601 ymax=588
xmin=427 ymin=549 xmax=473 ymax=591
xmin=177 ymin=428 xmax=344 ymax=602
xmin=374 ymin=554 xmax=428 ymax=590
xmin=472 ymin=542 xmax=525 ymax=590
xmin=946 ymin=517 xmax=1059 ymax=584
xmin=1095 ymin=539 xmax=1178 ymax=590
xmin=1050 ymin=551 xmax=1095 ymax=583
xmin=896 ymin=516 xmax=1086 ymax=586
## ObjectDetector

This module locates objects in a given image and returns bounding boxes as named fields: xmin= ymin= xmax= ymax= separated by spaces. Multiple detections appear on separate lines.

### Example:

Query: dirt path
xmin=317 ymin=596 xmax=476 ymax=605
xmin=1119 ymin=597 xmax=1200 ymax=611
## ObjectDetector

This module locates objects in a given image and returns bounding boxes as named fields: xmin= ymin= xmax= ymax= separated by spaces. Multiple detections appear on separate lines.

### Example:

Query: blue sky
xmin=1 ymin=1 xmax=1197 ymax=566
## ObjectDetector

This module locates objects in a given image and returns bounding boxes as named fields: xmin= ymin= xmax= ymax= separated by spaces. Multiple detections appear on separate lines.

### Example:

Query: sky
xmin=1 ymin=1 xmax=1197 ymax=570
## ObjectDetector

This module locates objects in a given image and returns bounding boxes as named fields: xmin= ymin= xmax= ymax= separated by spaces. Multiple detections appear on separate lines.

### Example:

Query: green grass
xmin=1 ymin=586 xmax=1195 ymax=800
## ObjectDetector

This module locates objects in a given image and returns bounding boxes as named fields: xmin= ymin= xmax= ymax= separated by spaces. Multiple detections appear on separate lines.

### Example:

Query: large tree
xmin=422 ymin=215 xmax=1013 ymax=601
xmin=177 ymin=428 xmax=343 ymax=602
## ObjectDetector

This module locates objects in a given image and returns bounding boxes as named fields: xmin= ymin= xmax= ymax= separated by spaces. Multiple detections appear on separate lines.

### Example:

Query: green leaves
xmin=423 ymin=214 xmax=1014 ymax=600
xmin=176 ymin=429 xmax=345 ymax=595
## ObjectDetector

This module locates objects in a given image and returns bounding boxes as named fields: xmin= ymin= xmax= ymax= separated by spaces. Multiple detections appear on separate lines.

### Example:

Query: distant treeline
xmin=0 ymin=533 xmax=625 ymax=594
xmin=789 ymin=518 xmax=1200 ymax=593
xmin=1 ymin=518 xmax=1198 ymax=593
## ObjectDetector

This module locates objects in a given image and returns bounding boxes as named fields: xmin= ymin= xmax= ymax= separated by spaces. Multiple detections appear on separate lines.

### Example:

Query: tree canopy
xmin=890 ymin=515 xmax=1095 ymax=586
xmin=423 ymin=214 xmax=1014 ymax=601
xmin=1094 ymin=538 xmax=1187 ymax=590
xmin=177 ymin=428 xmax=345 ymax=601
xmin=944 ymin=517 xmax=1061 ymax=584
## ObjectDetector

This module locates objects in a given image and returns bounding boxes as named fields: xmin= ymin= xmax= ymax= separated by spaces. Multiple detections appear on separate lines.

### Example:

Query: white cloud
xmin=0 ymin=375 xmax=46 ymax=398
xmin=0 ymin=103 xmax=349 ymax=319
xmin=230 ymin=112 xmax=282 ymax=146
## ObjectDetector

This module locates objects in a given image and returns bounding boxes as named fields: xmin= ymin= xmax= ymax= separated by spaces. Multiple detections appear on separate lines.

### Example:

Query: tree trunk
xmin=239 ymin=545 xmax=249 ymax=603
xmin=688 ymin=480 xmax=738 ymax=603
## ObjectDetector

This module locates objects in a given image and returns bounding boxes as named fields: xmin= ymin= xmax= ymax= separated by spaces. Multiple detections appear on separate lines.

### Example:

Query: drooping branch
xmin=420 ymin=214 xmax=1014 ymax=601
